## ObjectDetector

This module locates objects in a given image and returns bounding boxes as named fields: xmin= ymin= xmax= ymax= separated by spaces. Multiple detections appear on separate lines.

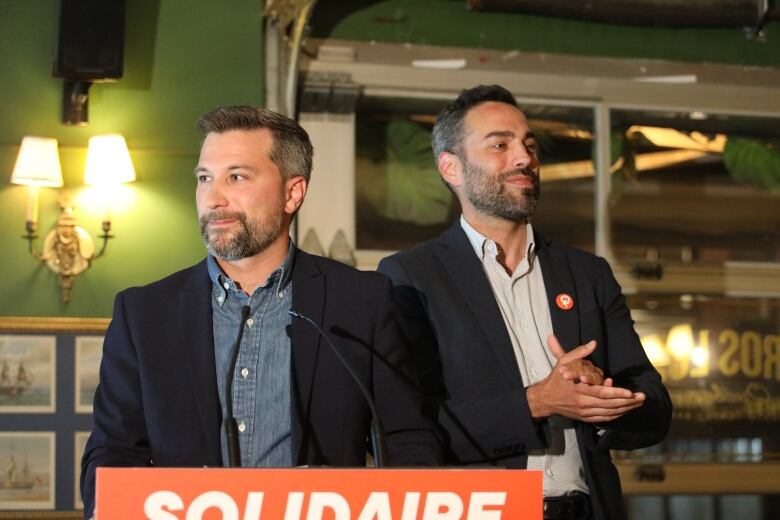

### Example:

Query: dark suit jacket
xmin=378 ymin=223 xmax=672 ymax=520
xmin=81 ymin=250 xmax=442 ymax=518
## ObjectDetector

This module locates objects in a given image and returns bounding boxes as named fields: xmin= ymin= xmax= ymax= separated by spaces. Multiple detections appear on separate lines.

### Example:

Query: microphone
xmin=224 ymin=305 xmax=251 ymax=468
xmin=288 ymin=309 xmax=388 ymax=467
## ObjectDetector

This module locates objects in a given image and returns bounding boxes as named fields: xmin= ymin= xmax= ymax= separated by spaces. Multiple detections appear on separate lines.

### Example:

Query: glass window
xmin=609 ymin=110 xmax=780 ymax=265
xmin=354 ymin=96 xmax=596 ymax=251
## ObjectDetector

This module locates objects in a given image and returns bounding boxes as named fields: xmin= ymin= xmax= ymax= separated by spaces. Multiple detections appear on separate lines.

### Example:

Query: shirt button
xmin=246 ymin=318 xmax=254 ymax=327
xmin=241 ymin=368 xmax=249 ymax=379
xmin=223 ymin=282 xmax=230 ymax=290
xmin=217 ymin=296 xmax=224 ymax=303
xmin=238 ymin=422 xmax=246 ymax=433
xmin=521 ymin=320 xmax=528 ymax=329
xmin=278 ymin=291 xmax=284 ymax=298
xmin=546 ymin=468 xmax=553 ymax=476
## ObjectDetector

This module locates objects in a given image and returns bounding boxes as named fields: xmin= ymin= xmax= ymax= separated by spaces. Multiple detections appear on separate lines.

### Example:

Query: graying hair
xmin=431 ymin=84 xmax=518 ymax=162
xmin=197 ymin=106 xmax=313 ymax=182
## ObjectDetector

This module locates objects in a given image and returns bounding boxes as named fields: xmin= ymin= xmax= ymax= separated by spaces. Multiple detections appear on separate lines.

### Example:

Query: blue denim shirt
xmin=207 ymin=244 xmax=294 ymax=467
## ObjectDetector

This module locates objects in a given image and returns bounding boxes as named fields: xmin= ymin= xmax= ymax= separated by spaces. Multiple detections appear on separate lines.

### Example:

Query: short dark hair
xmin=432 ymin=84 xmax=518 ymax=161
xmin=197 ymin=106 xmax=314 ymax=182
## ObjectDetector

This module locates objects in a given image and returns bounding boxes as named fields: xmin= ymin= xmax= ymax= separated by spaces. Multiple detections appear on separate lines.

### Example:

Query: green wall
xmin=311 ymin=0 xmax=780 ymax=68
xmin=0 ymin=0 xmax=265 ymax=317
xmin=2 ymin=0 xmax=778 ymax=318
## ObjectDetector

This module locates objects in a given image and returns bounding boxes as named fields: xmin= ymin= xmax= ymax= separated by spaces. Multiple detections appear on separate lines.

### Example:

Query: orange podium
xmin=96 ymin=467 xmax=542 ymax=519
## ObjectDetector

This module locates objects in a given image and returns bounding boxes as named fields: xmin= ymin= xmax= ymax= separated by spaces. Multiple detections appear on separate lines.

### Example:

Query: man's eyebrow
xmin=192 ymin=164 xmax=255 ymax=175
xmin=483 ymin=130 xmax=514 ymax=140
xmin=482 ymin=130 xmax=536 ymax=140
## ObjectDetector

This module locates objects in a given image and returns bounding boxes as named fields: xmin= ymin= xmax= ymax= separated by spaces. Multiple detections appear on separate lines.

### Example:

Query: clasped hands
xmin=526 ymin=336 xmax=645 ymax=423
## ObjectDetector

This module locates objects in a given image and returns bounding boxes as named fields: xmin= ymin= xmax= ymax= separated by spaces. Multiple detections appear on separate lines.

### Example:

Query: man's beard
xmin=461 ymin=158 xmax=540 ymax=222
xmin=199 ymin=201 xmax=285 ymax=261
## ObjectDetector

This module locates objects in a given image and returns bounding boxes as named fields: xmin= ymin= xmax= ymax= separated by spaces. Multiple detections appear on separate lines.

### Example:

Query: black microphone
xmin=288 ymin=309 xmax=388 ymax=467
xmin=224 ymin=305 xmax=251 ymax=468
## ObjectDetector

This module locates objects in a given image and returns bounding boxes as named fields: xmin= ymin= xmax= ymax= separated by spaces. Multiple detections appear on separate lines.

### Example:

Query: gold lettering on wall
xmin=643 ymin=327 xmax=780 ymax=422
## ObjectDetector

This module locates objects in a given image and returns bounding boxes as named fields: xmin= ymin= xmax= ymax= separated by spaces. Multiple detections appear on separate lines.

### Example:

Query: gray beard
xmin=462 ymin=160 xmax=540 ymax=222
xmin=199 ymin=208 xmax=284 ymax=261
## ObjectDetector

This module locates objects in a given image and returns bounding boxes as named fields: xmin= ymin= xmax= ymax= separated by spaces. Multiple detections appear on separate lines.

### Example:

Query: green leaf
xmin=383 ymin=119 xmax=453 ymax=225
xmin=723 ymin=138 xmax=780 ymax=192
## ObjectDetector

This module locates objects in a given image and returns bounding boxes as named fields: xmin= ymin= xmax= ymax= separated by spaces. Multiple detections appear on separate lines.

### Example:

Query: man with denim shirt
xmin=208 ymin=245 xmax=294 ymax=467
xmin=81 ymin=106 xmax=442 ymax=519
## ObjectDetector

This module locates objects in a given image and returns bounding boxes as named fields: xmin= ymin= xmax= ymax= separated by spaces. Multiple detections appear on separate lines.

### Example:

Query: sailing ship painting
xmin=0 ymin=433 xmax=55 ymax=510
xmin=0 ymin=336 xmax=55 ymax=413
xmin=0 ymin=360 xmax=32 ymax=397
xmin=75 ymin=336 xmax=103 ymax=413
xmin=5 ymin=451 xmax=35 ymax=489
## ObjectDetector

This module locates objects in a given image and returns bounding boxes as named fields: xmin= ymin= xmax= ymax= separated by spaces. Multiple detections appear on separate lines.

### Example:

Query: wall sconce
xmin=10 ymin=134 xmax=135 ymax=303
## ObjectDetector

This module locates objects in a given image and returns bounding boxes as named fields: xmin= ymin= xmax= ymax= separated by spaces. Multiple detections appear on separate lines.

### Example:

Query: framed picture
xmin=74 ymin=431 xmax=90 ymax=510
xmin=75 ymin=336 xmax=104 ymax=414
xmin=0 ymin=431 xmax=55 ymax=510
xmin=0 ymin=335 xmax=56 ymax=413
xmin=0 ymin=318 xmax=107 ymax=512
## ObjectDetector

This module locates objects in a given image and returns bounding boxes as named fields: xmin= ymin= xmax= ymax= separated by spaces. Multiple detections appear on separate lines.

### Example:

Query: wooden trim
xmin=0 ymin=317 xmax=110 ymax=333
xmin=617 ymin=462 xmax=780 ymax=495
xmin=0 ymin=514 xmax=81 ymax=519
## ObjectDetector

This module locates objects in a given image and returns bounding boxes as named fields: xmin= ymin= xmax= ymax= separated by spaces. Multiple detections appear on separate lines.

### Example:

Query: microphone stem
xmin=370 ymin=418 xmax=387 ymax=467
xmin=290 ymin=310 xmax=388 ymax=467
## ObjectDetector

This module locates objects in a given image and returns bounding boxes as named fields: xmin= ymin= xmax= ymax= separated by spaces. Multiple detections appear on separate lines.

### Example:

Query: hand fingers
xmin=560 ymin=364 xmax=604 ymax=385
xmin=547 ymin=335 xmax=566 ymax=359
xmin=576 ymin=383 xmax=636 ymax=400
xmin=578 ymin=401 xmax=645 ymax=423
xmin=578 ymin=370 xmax=605 ymax=385
xmin=557 ymin=340 xmax=597 ymax=364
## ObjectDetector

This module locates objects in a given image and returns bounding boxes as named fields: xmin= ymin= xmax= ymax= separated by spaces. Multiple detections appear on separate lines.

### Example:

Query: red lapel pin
xmin=555 ymin=293 xmax=574 ymax=310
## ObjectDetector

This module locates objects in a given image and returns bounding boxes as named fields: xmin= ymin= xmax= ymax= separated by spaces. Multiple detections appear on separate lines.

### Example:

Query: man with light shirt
xmin=379 ymin=85 xmax=671 ymax=520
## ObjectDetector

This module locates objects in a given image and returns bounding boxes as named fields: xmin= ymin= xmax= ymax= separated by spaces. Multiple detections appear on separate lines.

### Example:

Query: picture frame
xmin=0 ymin=431 xmax=55 ymax=510
xmin=0 ymin=317 xmax=108 ymax=513
xmin=74 ymin=336 xmax=104 ymax=414
xmin=0 ymin=335 xmax=56 ymax=413
xmin=73 ymin=432 xmax=90 ymax=510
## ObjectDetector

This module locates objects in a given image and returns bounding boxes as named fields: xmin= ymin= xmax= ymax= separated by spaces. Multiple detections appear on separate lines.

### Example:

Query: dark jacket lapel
xmin=180 ymin=260 xmax=222 ymax=463
xmin=436 ymin=223 xmax=523 ymax=385
xmin=289 ymin=249 xmax=324 ymax=465
xmin=535 ymin=231 xmax=580 ymax=352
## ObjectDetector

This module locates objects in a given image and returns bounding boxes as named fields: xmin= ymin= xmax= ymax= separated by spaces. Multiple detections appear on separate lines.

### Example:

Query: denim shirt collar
xmin=206 ymin=239 xmax=296 ymax=307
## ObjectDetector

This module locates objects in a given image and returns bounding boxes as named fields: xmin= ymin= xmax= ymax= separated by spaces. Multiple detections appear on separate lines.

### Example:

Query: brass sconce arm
xmin=93 ymin=220 xmax=114 ymax=261
xmin=22 ymin=220 xmax=42 ymax=259
xmin=22 ymin=197 xmax=109 ymax=304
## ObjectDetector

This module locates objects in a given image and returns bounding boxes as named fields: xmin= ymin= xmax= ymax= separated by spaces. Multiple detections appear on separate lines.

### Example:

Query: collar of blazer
xmin=178 ymin=252 xmax=328 ymax=466
xmin=435 ymin=223 xmax=582 ymax=379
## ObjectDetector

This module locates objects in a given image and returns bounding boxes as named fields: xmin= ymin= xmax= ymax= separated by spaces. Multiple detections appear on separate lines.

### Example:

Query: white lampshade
xmin=10 ymin=137 xmax=64 ymax=187
xmin=83 ymin=134 xmax=136 ymax=186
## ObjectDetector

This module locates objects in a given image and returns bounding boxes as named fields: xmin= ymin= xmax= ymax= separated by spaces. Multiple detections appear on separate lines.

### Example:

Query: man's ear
xmin=438 ymin=152 xmax=462 ymax=188
xmin=284 ymin=176 xmax=308 ymax=215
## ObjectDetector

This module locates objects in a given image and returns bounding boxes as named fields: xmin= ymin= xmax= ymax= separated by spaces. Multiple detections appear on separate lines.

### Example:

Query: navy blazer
xmin=81 ymin=250 xmax=442 ymax=518
xmin=378 ymin=223 xmax=672 ymax=520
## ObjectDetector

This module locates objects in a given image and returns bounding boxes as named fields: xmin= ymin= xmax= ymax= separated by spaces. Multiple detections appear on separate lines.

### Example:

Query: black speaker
xmin=53 ymin=0 xmax=126 ymax=81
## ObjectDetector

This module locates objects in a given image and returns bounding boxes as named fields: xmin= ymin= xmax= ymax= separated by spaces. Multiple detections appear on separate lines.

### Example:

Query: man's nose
xmin=513 ymin=143 xmax=537 ymax=170
xmin=204 ymin=183 xmax=228 ymax=209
